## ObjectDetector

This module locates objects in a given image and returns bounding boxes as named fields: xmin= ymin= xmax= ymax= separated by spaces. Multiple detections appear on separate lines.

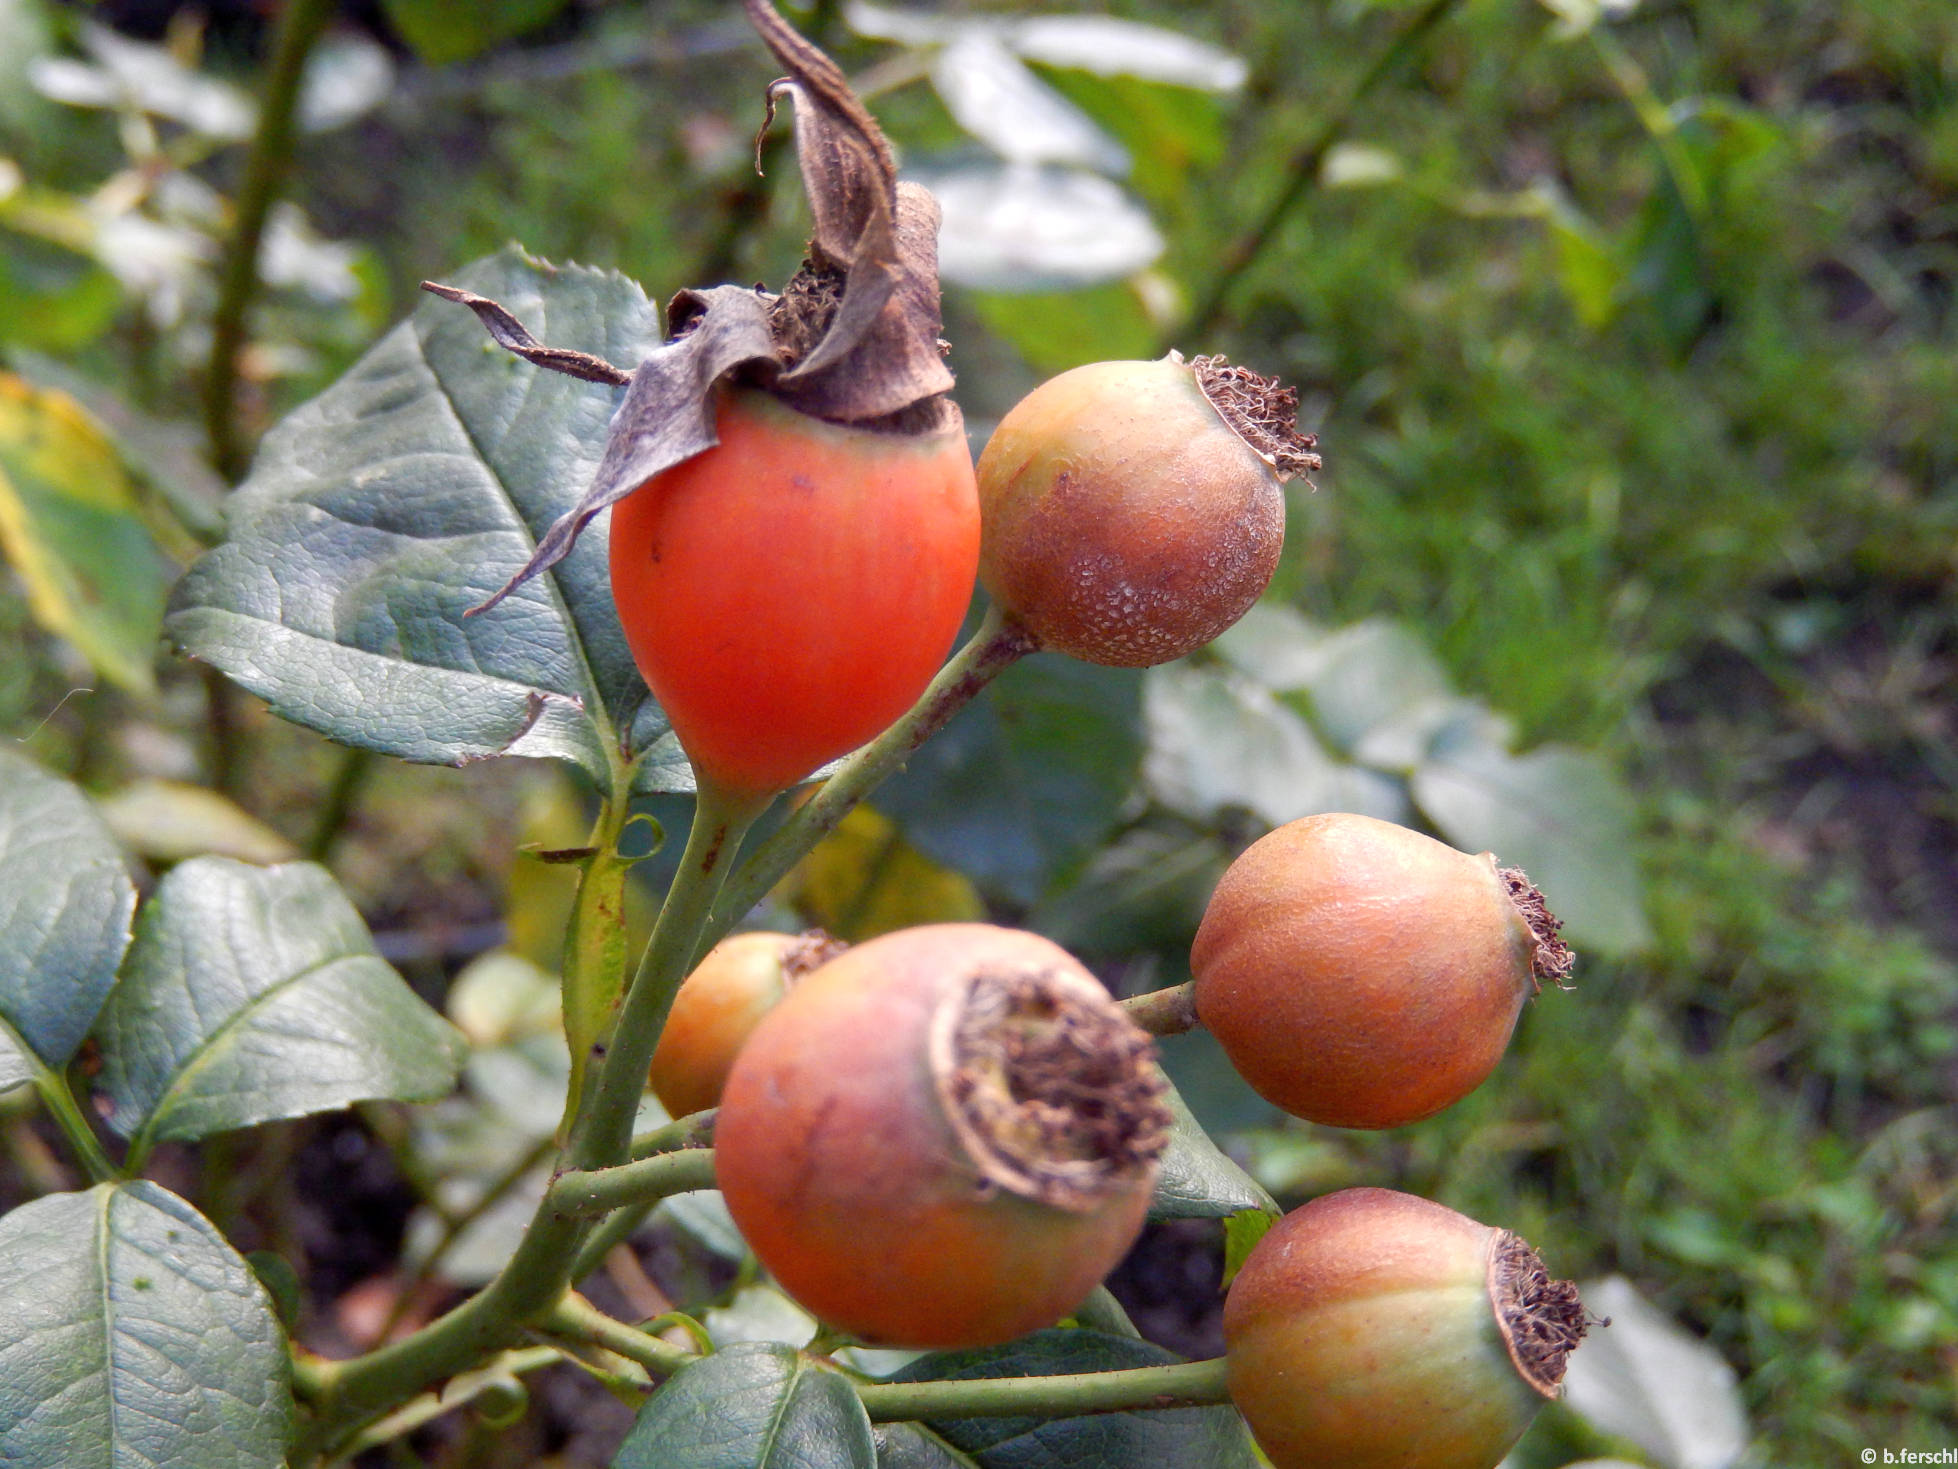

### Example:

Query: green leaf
xmin=0 ymin=370 xmax=169 ymax=692
xmin=876 ymin=1422 xmax=981 ymax=1469
xmin=97 ymin=856 xmax=466 ymax=1158
xmin=0 ymin=749 xmax=134 ymax=1093
xmin=889 ymin=1330 xmax=1257 ymax=1468
xmin=1277 ymin=617 xmax=1457 ymax=756
xmin=1035 ymin=68 xmax=1232 ymax=208
xmin=1562 ymin=1276 xmax=1750 ymax=1469
xmin=879 ymin=646 xmax=1144 ymax=906
xmin=380 ymin=0 xmax=570 ymax=66
xmin=1032 ymin=821 xmax=1227 ymax=955
xmin=1214 ymin=608 xmax=1515 ymax=775
xmin=0 ymin=1181 xmax=290 ymax=1467
xmin=1150 ymin=1076 xmax=1277 ymax=1220
xmin=967 ymin=283 xmax=1156 ymax=378
xmin=0 ymin=250 xmax=123 ymax=352
xmin=613 ymin=1341 xmax=876 ymax=1469
xmin=1220 ymin=1208 xmax=1275 ymax=1289
xmin=1143 ymin=661 xmax=1407 ymax=829
xmin=1547 ymin=207 xmax=1626 ymax=330
xmin=245 ymin=1250 xmax=303 ymax=1332
xmin=166 ymin=247 xmax=689 ymax=802
xmin=1412 ymin=733 xmax=1652 ymax=956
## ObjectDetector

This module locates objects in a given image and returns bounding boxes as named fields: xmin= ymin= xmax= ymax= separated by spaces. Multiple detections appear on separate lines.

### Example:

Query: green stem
xmin=305 ymin=746 xmax=373 ymax=863
xmin=290 ymin=1351 xmax=336 ymax=1404
xmin=561 ymin=1114 xmax=717 ymax=1284
xmin=856 ymin=1356 xmax=1231 ymax=1423
xmin=323 ymin=1345 xmax=562 ymax=1464
xmin=542 ymin=1292 xmax=695 ymax=1379
xmin=289 ymin=762 xmax=727 ymax=1457
xmin=1174 ymin=0 xmax=1465 ymax=345
xmin=371 ymin=1132 xmax=556 ymax=1347
xmin=201 ymin=665 xmax=242 ymax=799
xmin=293 ymin=778 xmax=649 ymax=1458
xmin=35 ymin=1068 xmax=118 ymax=1184
xmin=1120 ymin=981 xmax=1200 ymax=1037
xmin=570 ymin=783 xmax=763 ymax=1173
xmin=631 ymin=1108 xmax=716 ymax=1161
xmin=555 ymin=791 xmax=644 ymax=1144
xmin=203 ymin=0 xmax=338 ymax=481
xmin=565 ymin=1196 xmax=657 ymax=1285
xmin=700 ymin=605 xmax=1035 ymax=953
xmin=290 ymin=615 xmax=1013 ymax=1451
xmin=1590 ymin=28 xmax=1708 ymax=218
xmin=295 ymin=1206 xmax=590 ymax=1461
xmin=550 ymin=1148 xmax=717 ymax=1218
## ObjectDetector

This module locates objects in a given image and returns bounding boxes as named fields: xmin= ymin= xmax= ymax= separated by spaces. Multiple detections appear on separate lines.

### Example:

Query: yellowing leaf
xmin=782 ymin=805 xmax=984 ymax=940
xmin=0 ymin=372 xmax=168 ymax=692
xmin=95 ymin=779 xmax=299 ymax=867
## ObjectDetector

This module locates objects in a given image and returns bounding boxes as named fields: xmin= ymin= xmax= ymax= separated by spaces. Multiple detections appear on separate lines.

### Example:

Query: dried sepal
xmin=438 ymin=0 xmax=959 ymax=616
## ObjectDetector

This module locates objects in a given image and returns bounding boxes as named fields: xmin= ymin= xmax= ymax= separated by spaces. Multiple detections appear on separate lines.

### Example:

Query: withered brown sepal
xmin=439 ymin=0 xmax=958 ymax=616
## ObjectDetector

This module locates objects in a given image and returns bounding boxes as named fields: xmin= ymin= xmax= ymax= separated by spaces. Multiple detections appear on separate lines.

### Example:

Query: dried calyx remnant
xmin=1490 ymin=1231 xmax=1589 ymax=1397
xmin=932 ymin=967 xmax=1172 ymax=1212
xmin=430 ymin=0 xmax=960 ymax=614
xmin=1501 ymin=867 xmax=1577 ymax=991
xmin=1190 ymin=354 xmax=1323 ymax=482
xmin=782 ymin=928 xmax=849 ymax=980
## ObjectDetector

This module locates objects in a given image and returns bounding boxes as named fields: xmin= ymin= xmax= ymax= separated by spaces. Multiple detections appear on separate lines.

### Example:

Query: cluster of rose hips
xmin=618 ymin=354 xmax=1588 ymax=1469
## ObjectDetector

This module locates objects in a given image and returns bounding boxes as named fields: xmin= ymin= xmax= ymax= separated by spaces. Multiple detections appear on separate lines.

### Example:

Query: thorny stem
xmin=561 ymin=1113 xmax=718 ymax=1284
xmin=566 ymin=1196 xmax=661 ymax=1287
xmin=292 ymin=593 xmax=1024 ymax=1444
xmin=550 ymin=1148 xmax=718 ymax=1219
xmin=543 ymin=1292 xmax=695 ymax=1378
xmin=308 ymin=790 xmax=730 ymax=1448
xmin=321 ymin=1346 xmax=562 ymax=1464
xmin=631 ymin=1108 xmax=717 ymax=1162
xmin=293 ymin=1187 xmax=590 ymax=1460
xmin=699 ymin=603 xmax=1036 ymax=955
xmin=369 ymin=1132 xmax=557 ymax=1349
xmin=855 ymin=1355 xmax=1232 ymax=1423
xmin=1175 ymin=0 xmax=1465 ymax=345
xmin=203 ymin=0 xmax=338 ymax=480
xmin=289 ymin=595 xmax=1025 ymax=1457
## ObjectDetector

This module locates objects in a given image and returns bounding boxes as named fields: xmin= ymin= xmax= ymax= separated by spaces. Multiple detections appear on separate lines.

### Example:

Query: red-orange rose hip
xmin=713 ymin=923 xmax=1171 ymax=1349
xmin=1191 ymin=813 xmax=1572 ymax=1129
xmin=1224 ymin=1188 xmax=1587 ymax=1469
xmin=610 ymin=387 xmax=980 ymax=798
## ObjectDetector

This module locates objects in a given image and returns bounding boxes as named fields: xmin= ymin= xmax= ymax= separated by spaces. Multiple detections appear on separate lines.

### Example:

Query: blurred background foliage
xmin=1 ymin=0 xmax=1954 ymax=1463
